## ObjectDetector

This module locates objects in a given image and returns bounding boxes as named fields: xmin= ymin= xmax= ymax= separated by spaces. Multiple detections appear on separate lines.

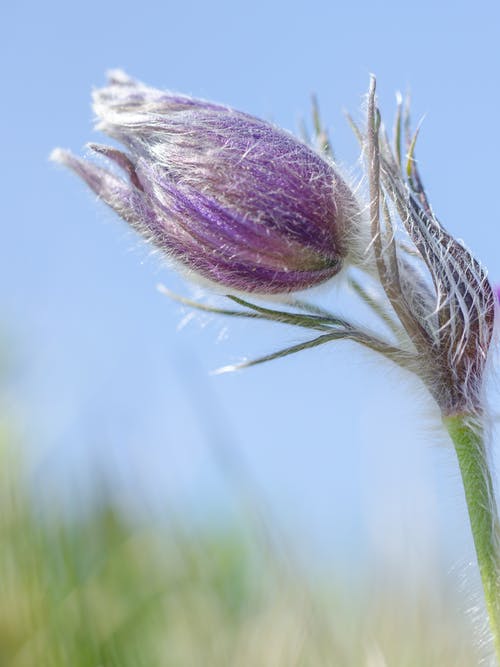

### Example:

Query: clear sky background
xmin=2 ymin=0 xmax=500 ymax=577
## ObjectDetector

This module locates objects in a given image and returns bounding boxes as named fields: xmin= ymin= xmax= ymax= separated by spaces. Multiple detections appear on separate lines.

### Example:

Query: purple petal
xmin=95 ymin=97 xmax=348 ymax=258
xmin=136 ymin=159 xmax=338 ymax=268
xmin=50 ymin=148 xmax=154 ymax=232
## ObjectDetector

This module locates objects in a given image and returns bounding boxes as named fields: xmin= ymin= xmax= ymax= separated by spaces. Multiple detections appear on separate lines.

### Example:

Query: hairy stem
xmin=445 ymin=414 xmax=500 ymax=662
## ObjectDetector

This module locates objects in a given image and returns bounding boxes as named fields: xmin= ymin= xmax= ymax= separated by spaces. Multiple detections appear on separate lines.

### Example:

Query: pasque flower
xmin=52 ymin=70 xmax=362 ymax=294
xmin=54 ymin=73 xmax=500 ymax=661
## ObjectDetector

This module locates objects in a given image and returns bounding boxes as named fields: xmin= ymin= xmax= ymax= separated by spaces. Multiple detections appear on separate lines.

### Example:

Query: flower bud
xmin=52 ymin=71 xmax=361 ymax=294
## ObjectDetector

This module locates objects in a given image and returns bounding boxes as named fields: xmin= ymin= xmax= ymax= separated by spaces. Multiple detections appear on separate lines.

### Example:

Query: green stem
xmin=445 ymin=414 xmax=500 ymax=661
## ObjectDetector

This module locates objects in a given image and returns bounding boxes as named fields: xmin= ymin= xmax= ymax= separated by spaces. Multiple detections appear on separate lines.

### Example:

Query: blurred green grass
xmin=0 ymin=423 xmax=484 ymax=667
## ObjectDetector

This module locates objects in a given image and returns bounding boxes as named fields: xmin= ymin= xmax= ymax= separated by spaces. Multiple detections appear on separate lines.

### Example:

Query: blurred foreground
xmin=0 ymin=415 xmax=483 ymax=667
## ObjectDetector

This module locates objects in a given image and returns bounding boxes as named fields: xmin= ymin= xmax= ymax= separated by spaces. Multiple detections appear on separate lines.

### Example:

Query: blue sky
xmin=3 ymin=0 xmax=500 ymax=573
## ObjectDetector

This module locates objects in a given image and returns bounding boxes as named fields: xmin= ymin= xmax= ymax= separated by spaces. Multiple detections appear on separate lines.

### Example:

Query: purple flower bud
xmin=52 ymin=71 xmax=361 ymax=294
